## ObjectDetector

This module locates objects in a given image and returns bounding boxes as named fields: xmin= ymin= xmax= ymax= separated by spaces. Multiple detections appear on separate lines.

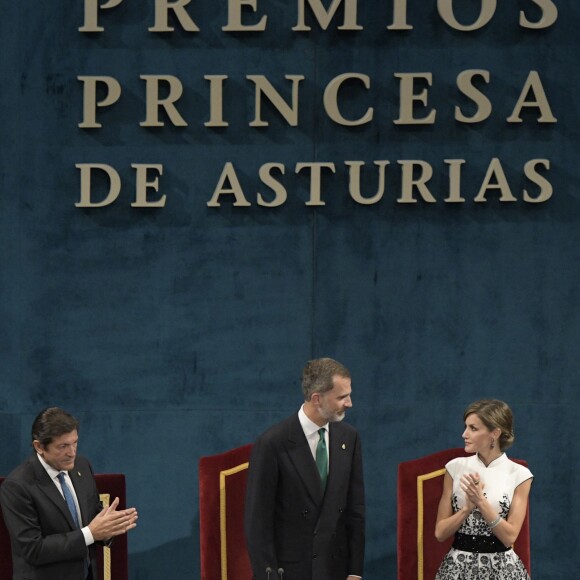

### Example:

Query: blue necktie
xmin=58 ymin=472 xmax=90 ymax=578
xmin=316 ymin=428 xmax=328 ymax=488
xmin=57 ymin=472 xmax=80 ymax=527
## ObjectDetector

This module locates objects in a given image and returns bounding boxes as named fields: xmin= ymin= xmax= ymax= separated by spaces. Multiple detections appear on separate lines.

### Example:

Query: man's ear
xmin=32 ymin=440 xmax=44 ymax=454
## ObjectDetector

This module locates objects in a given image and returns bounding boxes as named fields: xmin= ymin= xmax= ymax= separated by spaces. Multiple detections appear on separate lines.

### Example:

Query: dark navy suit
xmin=0 ymin=454 xmax=102 ymax=580
xmin=244 ymin=414 xmax=365 ymax=580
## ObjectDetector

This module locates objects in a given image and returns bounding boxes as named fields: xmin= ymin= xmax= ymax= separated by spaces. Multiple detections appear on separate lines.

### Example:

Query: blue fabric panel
xmin=1 ymin=2 xmax=578 ymax=579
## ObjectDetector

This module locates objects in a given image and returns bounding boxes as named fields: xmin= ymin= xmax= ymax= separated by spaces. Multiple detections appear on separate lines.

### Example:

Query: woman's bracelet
xmin=488 ymin=516 xmax=502 ymax=529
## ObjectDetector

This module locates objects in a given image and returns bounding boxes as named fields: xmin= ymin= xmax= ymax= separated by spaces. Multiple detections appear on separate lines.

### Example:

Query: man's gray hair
xmin=301 ymin=358 xmax=350 ymax=401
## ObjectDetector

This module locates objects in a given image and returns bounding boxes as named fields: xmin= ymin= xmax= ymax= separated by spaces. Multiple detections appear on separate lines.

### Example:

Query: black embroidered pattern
xmin=452 ymin=493 xmax=511 ymax=536
xmin=435 ymin=550 xmax=531 ymax=579
xmin=436 ymin=494 xmax=530 ymax=579
xmin=498 ymin=494 xmax=510 ymax=518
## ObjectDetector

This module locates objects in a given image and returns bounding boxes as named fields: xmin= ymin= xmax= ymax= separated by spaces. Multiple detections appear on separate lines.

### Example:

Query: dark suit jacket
xmin=0 ymin=453 xmax=103 ymax=580
xmin=244 ymin=414 xmax=365 ymax=580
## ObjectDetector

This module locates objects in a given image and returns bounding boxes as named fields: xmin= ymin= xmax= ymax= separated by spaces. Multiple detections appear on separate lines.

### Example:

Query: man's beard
xmin=320 ymin=407 xmax=346 ymax=423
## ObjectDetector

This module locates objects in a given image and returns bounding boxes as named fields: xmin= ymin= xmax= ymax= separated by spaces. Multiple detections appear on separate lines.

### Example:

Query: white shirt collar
xmin=36 ymin=453 xmax=64 ymax=481
xmin=476 ymin=452 xmax=507 ymax=468
xmin=298 ymin=404 xmax=328 ymax=437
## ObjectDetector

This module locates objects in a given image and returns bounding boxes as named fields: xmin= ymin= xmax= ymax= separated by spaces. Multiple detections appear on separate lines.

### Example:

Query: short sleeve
xmin=445 ymin=457 xmax=461 ymax=479
xmin=514 ymin=463 xmax=533 ymax=487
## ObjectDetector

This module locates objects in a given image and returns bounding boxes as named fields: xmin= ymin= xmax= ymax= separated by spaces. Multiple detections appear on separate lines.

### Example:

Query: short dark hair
xmin=463 ymin=399 xmax=515 ymax=451
xmin=301 ymin=358 xmax=350 ymax=401
xmin=31 ymin=407 xmax=79 ymax=447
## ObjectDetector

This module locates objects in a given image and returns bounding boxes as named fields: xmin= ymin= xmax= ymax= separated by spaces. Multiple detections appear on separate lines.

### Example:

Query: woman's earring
xmin=490 ymin=439 xmax=495 ymax=449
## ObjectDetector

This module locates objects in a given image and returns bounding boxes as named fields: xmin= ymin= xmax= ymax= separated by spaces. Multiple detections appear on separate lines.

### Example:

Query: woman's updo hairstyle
xmin=463 ymin=399 xmax=515 ymax=451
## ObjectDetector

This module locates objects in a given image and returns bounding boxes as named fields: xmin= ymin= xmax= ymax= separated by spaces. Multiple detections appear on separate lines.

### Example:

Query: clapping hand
xmin=460 ymin=472 xmax=484 ymax=509
xmin=88 ymin=497 xmax=138 ymax=541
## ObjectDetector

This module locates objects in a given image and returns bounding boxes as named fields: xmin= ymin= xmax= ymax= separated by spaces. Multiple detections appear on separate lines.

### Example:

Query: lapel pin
xmin=77 ymin=471 xmax=82 ymax=477
xmin=342 ymin=443 xmax=346 ymax=450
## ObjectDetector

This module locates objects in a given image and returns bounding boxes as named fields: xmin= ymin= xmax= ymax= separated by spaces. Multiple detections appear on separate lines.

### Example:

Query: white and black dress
xmin=435 ymin=453 xmax=533 ymax=580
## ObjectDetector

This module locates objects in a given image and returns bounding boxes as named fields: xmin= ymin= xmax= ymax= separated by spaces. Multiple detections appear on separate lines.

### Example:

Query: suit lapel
xmin=285 ymin=415 xmax=325 ymax=505
xmin=30 ymin=455 xmax=77 ymax=530
xmin=327 ymin=422 xmax=350 ymax=494
xmin=70 ymin=463 xmax=91 ymax=526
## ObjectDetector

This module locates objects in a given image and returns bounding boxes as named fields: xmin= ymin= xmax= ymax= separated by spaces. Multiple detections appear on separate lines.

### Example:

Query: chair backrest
xmin=0 ymin=474 xmax=128 ymax=580
xmin=0 ymin=477 xmax=12 ymax=580
xmin=397 ymin=448 xmax=531 ymax=580
xmin=198 ymin=444 xmax=253 ymax=580
xmin=95 ymin=474 xmax=129 ymax=580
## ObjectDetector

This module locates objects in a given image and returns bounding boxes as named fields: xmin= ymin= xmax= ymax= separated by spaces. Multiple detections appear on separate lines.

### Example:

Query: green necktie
xmin=316 ymin=427 xmax=328 ymax=488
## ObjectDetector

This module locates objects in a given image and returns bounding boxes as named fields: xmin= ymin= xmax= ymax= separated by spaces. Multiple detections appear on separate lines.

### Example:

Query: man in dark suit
xmin=0 ymin=407 xmax=138 ymax=580
xmin=244 ymin=358 xmax=365 ymax=580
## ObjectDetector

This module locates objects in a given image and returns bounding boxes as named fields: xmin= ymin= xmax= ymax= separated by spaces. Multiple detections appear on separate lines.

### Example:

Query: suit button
xmin=312 ymin=554 xmax=318 ymax=559
xmin=313 ymin=530 xmax=318 ymax=536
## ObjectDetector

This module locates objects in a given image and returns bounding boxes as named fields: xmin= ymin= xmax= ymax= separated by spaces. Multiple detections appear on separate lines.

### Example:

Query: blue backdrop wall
xmin=1 ymin=1 xmax=578 ymax=578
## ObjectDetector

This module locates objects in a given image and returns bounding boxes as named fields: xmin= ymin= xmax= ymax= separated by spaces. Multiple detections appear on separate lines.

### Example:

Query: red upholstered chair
xmin=0 ymin=477 xmax=12 ymax=580
xmin=95 ymin=474 xmax=129 ymax=580
xmin=0 ymin=474 xmax=128 ymax=580
xmin=199 ymin=444 xmax=253 ymax=580
xmin=397 ymin=448 xmax=531 ymax=580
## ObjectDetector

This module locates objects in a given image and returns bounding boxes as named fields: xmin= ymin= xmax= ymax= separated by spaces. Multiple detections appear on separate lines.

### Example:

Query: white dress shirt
xmin=37 ymin=453 xmax=95 ymax=546
xmin=298 ymin=405 xmax=329 ymax=469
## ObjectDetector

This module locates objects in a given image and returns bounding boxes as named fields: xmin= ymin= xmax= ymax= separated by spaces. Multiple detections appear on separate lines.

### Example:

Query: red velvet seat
xmin=198 ymin=444 xmax=253 ymax=580
xmin=397 ymin=448 xmax=531 ymax=580
xmin=0 ymin=478 xmax=11 ymax=580
xmin=0 ymin=474 xmax=128 ymax=580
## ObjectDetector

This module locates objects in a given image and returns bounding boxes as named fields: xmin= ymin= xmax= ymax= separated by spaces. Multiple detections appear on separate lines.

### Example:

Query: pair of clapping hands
xmin=460 ymin=472 xmax=484 ymax=509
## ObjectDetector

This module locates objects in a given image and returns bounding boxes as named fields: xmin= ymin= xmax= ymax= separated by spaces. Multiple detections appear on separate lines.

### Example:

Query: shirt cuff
xmin=82 ymin=526 xmax=95 ymax=546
